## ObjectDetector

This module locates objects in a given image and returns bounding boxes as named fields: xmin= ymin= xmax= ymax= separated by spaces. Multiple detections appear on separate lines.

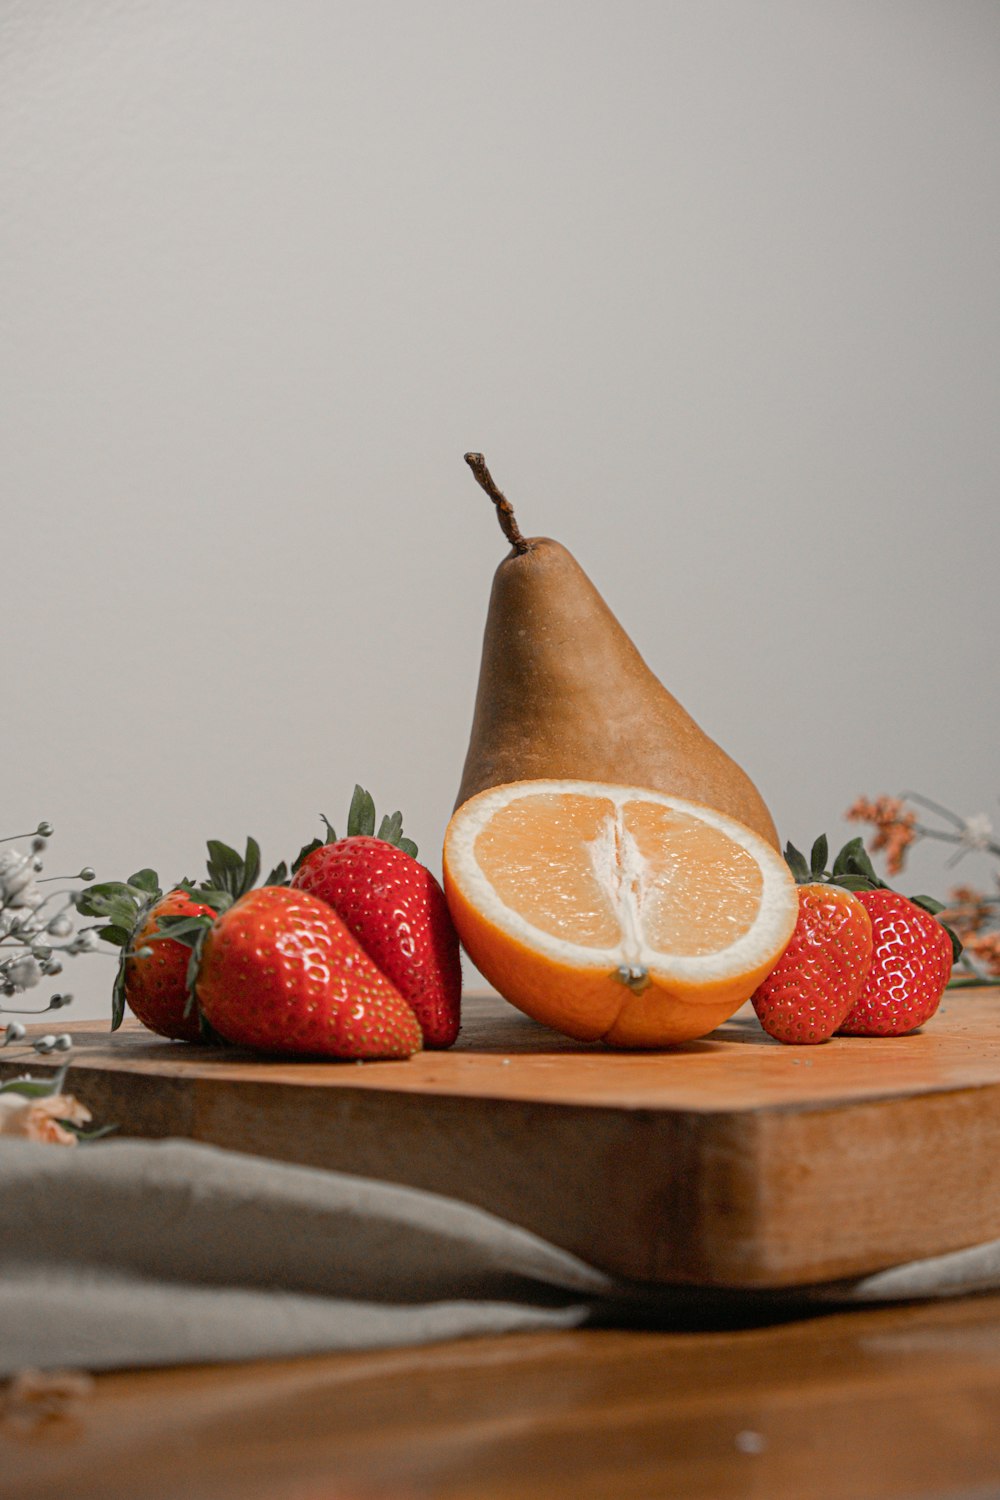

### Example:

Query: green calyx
xmin=74 ymin=868 xmax=165 ymax=1032
xmin=784 ymin=835 xmax=963 ymax=963
xmin=290 ymin=784 xmax=418 ymax=873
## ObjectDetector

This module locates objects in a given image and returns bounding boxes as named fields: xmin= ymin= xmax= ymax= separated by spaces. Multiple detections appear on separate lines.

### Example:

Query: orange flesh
xmin=625 ymin=801 xmax=763 ymax=955
xmin=474 ymin=793 xmax=621 ymax=947
xmin=473 ymin=792 xmax=763 ymax=959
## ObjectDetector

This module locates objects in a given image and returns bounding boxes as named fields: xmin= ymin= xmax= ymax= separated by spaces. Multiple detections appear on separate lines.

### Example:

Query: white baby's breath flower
xmin=67 ymin=929 xmax=99 ymax=954
xmin=4 ymin=955 xmax=43 ymax=990
xmin=7 ymin=880 xmax=45 ymax=911
xmin=0 ymin=850 xmax=34 ymax=900
xmin=45 ymin=911 xmax=75 ymax=939
xmin=961 ymin=814 xmax=994 ymax=851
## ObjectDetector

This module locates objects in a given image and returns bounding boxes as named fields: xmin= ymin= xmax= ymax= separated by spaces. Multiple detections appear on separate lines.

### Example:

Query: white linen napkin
xmin=2 ymin=1135 xmax=997 ymax=1375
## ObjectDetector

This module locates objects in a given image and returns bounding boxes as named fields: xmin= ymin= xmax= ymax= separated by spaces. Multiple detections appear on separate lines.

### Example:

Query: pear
xmin=455 ymin=454 xmax=780 ymax=849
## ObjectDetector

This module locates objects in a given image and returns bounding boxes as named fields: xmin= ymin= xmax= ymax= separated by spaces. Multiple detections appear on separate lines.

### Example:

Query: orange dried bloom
xmin=846 ymin=796 xmax=918 ymax=876
xmin=940 ymin=885 xmax=991 ymax=938
xmin=964 ymin=931 xmax=1000 ymax=978
xmin=0 ymin=1092 xmax=91 ymax=1145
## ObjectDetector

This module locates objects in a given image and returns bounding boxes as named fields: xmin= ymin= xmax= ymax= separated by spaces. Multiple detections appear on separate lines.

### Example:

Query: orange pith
xmin=444 ymin=780 xmax=798 ymax=1049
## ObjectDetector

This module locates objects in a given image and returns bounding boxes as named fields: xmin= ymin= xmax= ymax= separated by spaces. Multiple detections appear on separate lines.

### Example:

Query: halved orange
xmin=443 ymin=779 xmax=798 ymax=1047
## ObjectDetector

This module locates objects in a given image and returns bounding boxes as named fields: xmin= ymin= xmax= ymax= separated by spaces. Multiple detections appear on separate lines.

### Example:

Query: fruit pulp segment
xmin=472 ymin=792 xmax=764 ymax=959
xmin=626 ymin=801 xmax=763 ymax=956
xmin=473 ymin=793 xmax=622 ymax=948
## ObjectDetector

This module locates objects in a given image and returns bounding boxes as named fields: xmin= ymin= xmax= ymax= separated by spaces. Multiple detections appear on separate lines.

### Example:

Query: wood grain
xmin=5 ymin=1294 xmax=1000 ymax=1500
xmin=3 ymin=989 xmax=1000 ymax=1288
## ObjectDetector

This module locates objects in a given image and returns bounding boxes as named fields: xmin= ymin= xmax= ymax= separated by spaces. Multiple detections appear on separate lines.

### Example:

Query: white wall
xmin=3 ymin=0 xmax=998 ymax=1022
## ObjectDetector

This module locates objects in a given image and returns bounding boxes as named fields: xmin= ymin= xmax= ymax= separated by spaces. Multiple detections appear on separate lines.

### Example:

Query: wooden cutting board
xmin=5 ymin=988 xmax=1000 ymax=1289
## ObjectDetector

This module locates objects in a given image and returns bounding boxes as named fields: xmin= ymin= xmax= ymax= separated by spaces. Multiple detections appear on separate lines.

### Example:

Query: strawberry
xmin=192 ymin=885 xmax=422 ymax=1059
xmin=752 ymin=837 xmax=874 ymax=1045
xmin=837 ymin=888 xmax=954 ymax=1036
xmin=815 ymin=835 xmax=960 ymax=1038
xmin=76 ymin=869 xmax=215 ymax=1040
xmin=125 ymin=887 xmax=217 ymax=1040
xmin=77 ymin=838 xmax=272 ymax=1041
xmin=290 ymin=787 xmax=462 ymax=1048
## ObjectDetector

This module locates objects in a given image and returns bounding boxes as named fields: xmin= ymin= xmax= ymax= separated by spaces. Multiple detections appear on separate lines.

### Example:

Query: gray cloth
xmin=2 ymin=1136 xmax=998 ymax=1375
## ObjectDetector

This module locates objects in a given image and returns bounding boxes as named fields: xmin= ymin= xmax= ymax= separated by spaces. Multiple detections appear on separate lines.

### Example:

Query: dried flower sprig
xmin=0 ymin=1064 xmax=112 ymax=1145
xmin=847 ymin=793 xmax=1000 ymax=983
xmin=0 ymin=821 xmax=105 ymax=1051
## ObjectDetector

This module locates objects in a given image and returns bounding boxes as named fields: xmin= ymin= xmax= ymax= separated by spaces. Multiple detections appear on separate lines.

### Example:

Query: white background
xmin=3 ymin=1 xmax=998 ymax=1022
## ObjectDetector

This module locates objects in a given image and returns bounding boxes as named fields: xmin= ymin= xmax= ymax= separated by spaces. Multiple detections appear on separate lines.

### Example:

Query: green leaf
xmin=830 ymin=873 xmax=878 ymax=892
xmin=910 ymin=894 xmax=945 ymax=915
xmin=943 ymin=923 xmax=964 ymax=964
xmin=831 ymin=837 xmax=866 ymax=878
xmin=847 ymin=844 xmax=882 ymax=885
xmin=110 ymin=957 xmax=127 ymax=1030
xmin=97 ymin=923 xmax=133 ymax=949
xmin=372 ymin=810 xmax=419 ymax=857
xmin=109 ymin=896 xmax=146 ymax=931
xmin=74 ymin=882 xmax=136 ymax=920
xmin=266 ymin=861 xmax=290 ymax=886
xmin=240 ymin=837 xmax=261 ymax=895
xmin=150 ymin=913 xmax=214 ymax=946
xmin=201 ymin=838 xmax=261 ymax=900
xmin=1 ymin=1063 xmax=69 ymax=1098
xmin=320 ymin=814 xmax=338 ymax=843
xmin=185 ymin=887 xmax=230 ymax=912
xmin=347 ymin=785 xmax=377 ymax=838
xmin=126 ymin=869 xmax=160 ymax=894
xmin=291 ymin=837 xmax=324 ymax=873
xmin=71 ymin=1123 xmax=119 ymax=1142
xmin=377 ymin=810 xmax=403 ymax=845
xmin=809 ymin=835 xmax=829 ymax=879
xmin=177 ymin=923 xmax=212 ymax=1024
xmin=204 ymin=841 xmax=244 ymax=895
xmin=783 ymin=842 xmax=811 ymax=884
xmin=183 ymin=945 xmax=202 ymax=1012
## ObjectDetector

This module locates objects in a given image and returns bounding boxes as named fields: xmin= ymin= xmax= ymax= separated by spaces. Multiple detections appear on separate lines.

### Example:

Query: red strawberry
xmin=752 ymin=879 xmax=874 ymax=1044
xmin=76 ymin=870 xmax=216 ymax=1041
xmin=195 ymin=886 xmax=422 ymax=1059
xmin=291 ymin=789 xmax=461 ymax=1048
xmin=837 ymin=888 xmax=954 ymax=1036
xmin=126 ymin=888 xmax=216 ymax=1041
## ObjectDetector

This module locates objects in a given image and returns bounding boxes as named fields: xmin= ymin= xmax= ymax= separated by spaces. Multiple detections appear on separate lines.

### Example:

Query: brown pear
xmin=455 ymin=454 xmax=780 ymax=849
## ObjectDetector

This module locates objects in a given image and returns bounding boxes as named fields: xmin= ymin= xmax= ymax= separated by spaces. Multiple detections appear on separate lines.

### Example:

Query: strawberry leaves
xmin=74 ymin=871 xmax=166 ymax=1030
xmin=291 ymin=786 xmax=419 ymax=872
xmin=204 ymin=837 xmax=261 ymax=903
xmin=784 ymin=836 xmax=834 ymax=885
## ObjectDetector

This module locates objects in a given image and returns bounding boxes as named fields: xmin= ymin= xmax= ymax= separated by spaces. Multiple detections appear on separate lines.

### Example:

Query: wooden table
xmin=5 ymin=1294 xmax=1000 ymax=1499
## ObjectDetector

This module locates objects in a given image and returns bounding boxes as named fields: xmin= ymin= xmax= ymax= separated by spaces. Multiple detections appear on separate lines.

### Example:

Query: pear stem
xmin=464 ymin=453 xmax=530 ymax=554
